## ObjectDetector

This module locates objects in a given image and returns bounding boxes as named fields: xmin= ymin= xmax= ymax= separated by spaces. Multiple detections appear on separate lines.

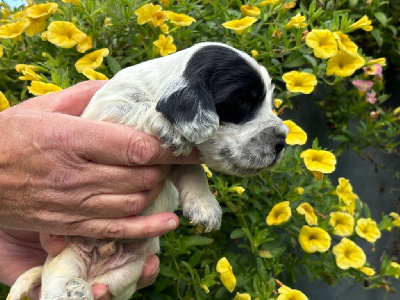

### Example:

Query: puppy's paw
xmin=182 ymin=195 xmax=222 ymax=232
xmin=41 ymin=278 xmax=93 ymax=300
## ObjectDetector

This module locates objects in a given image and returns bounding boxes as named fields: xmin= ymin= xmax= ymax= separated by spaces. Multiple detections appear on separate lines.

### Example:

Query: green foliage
xmin=0 ymin=0 xmax=399 ymax=299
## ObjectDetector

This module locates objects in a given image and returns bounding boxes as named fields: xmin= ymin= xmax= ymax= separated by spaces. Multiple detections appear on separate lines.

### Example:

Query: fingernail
xmin=167 ymin=219 xmax=177 ymax=230
xmin=49 ymin=234 xmax=65 ymax=240
xmin=95 ymin=290 xmax=108 ymax=300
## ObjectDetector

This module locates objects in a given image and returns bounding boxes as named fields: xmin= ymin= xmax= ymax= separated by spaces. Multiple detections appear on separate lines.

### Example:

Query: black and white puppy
xmin=8 ymin=42 xmax=288 ymax=300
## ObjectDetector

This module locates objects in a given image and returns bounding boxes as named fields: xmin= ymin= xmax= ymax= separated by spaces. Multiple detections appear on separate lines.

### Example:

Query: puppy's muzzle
xmin=259 ymin=127 xmax=287 ymax=155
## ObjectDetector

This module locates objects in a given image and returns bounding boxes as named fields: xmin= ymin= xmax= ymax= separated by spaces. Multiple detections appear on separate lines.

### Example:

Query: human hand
xmin=0 ymin=229 xmax=159 ymax=299
xmin=0 ymin=81 xmax=200 ymax=238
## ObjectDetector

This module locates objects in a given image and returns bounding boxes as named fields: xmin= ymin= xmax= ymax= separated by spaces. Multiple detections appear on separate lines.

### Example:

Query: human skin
xmin=0 ymin=81 xmax=200 ymax=299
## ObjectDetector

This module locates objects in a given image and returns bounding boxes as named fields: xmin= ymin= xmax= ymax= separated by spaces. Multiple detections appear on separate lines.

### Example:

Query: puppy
xmin=7 ymin=42 xmax=288 ymax=300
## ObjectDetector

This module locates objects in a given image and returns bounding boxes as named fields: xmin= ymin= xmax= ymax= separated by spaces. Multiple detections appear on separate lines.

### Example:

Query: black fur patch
xmin=156 ymin=44 xmax=266 ymax=125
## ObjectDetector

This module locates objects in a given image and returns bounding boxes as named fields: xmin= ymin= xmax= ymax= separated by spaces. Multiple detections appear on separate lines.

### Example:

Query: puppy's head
xmin=156 ymin=43 xmax=288 ymax=176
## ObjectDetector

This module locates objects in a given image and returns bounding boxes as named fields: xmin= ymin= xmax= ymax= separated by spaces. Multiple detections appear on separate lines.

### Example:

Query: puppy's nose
xmin=274 ymin=135 xmax=286 ymax=154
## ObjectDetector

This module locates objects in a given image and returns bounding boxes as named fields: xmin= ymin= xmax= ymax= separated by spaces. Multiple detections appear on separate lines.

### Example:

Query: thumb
xmin=15 ymin=81 xmax=107 ymax=116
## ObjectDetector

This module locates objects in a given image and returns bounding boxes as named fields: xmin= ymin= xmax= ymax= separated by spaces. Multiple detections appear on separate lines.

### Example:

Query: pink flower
xmin=366 ymin=90 xmax=376 ymax=104
xmin=352 ymin=79 xmax=373 ymax=92
xmin=363 ymin=64 xmax=382 ymax=77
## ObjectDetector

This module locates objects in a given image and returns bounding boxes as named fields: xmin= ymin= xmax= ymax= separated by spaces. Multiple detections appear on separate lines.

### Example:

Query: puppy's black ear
xmin=156 ymin=80 xmax=219 ymax=144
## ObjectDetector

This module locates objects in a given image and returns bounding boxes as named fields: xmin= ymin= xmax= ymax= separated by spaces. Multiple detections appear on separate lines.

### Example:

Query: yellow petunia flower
xmin=277 ymin=285 xmax=308 ymax=300
xmin=0 ymin=46 xmax=3 ymax=58
xmin=297 ymin=203 xmax=318 ymax=226
xmin=26 ymin=3 xmax=58 ymax=19
xmin=82 ymin=68 xmax=108 ymax=80
xmin=390 ymin=262 xmax=400 ymax=279
xmin=366 ymin=57 xmax=386 ymax=67
xmin=160 ymin=23 xmax=169 ymax=34
xmin=240 ymin=5 xmax=260 ymax=18
xmin=216 ymin=257 xmax=236 ymax=293
xmin=332 ymin=237 xmax=366 ymax=270
xmin=355 ymin=218 xmax=381 ymax=243
xmin=0 ymin=18 xmax=30 ymax=38
xmin=25 ymin=17 xmax=47 ymax=37
xmin=359 ymin=266 xmax=375 ymax=276
xmin=274 ymin=98 xmax=283 ymax=108
xmin=259 ymin=0 xmax=282 ymax=6
xmin=159 ymin=0 xmax=170 ymax=7
xmin=18 ymin=68 xmax=41 ymax=81
xmin=201 ymin=164 xmax=212 ymax=178
xmin=27 ymin=81 xmax=62 ymax=96
xmin=222 ymin=16 xmax=257 ymax=35
xmin=283 ymin=120 xmax=307 ymax=145
xmin=61 ymin=0 xmax=81 ymax=5
xmin=76 ymin=35 xmax=92 ymax=53
xmin=153 ymin=34 xmax=177 ymax=56
xmin=0 ymin=91 xmax=10 ymax=111
xmin=305 ymin=29 xmax=338 ymax=59
xmin=166 ymin=12 xmax=196 ymax=27
xmin=151 ymin=11 xmax=167 ymax=27
xmin=298 ymin=225 xmax=331 ymax=253
xmin=336 ymin=178 xmax=358 ymax=206
xmin=285 ymin=13 xmax=307 ymax=29
xmin=201 ymin=284 xmax=209 ymax=294
xmin=75 ymin=48 xmax=109 ymax=73
xmin=389 ymin=212 xmax=400 ymax=227
xmin=349 ymin=15 xmax=373 ymax=32
xmin=329 ymin=211 xmax=354 ymax=236
xmin=15 ymin=64 xmax=38 ymax=73
xmin=282 ymin=71 xmax=317 ymax=94
xmin=294 ymin=187 xmax=304 ymax=195
xmin=300 ymin=149 xmax=336 ymax=173
xmin=234 ymin=292 xmax=251 ymax=300
xmin=229 ymin=186 xmax=245 ymax=194
xmin=266 ymin=201 xmax=292 ymax=226
xmin=283 ymin=2 xmax=296 ymax=10
xmin=333 ymin=31 xmax=358 ymax=54
xmin=135 ymin=3 xmax=162 ymax=25
xmin=326 ymin=51 xmax=365 ymax=77
xmin=46 ymin=21 xmax=87 ymax=48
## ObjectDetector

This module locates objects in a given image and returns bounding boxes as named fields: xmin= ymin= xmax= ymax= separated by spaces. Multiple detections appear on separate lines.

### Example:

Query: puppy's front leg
xmin=169 ymin=165 xmax=222 ymax=231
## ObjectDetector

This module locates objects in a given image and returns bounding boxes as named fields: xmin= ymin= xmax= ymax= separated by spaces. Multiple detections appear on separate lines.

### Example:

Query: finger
xmin=80 ymin=181 xmax=165 ymax=218
xmin=67 ymin=212 xmax=179 ymax=239
xmin=71 ymin=119 xmax=201 ymax=166
xmin=92 ymin=284 xmax=111 ymax=300
xmin=16 ymin=81 xmax=107 ymax=115
xmin=137 ymin=255 xmax=160 ymax=290
xmin=40 ymin=234 xmax=67 ymax=256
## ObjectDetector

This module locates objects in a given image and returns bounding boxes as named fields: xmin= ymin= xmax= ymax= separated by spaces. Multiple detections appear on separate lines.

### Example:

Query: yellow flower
xmin=234 ymin=292 xmax=251 ymax=300
xmin=274 ymin=99 xmax=283 ymax=108
xmin=240 ymin=5 xmax=260 ymax=18
xmin=349 ymin=15 xmax=373 ymax=32
xmin=151 ymin=11 xmax=167 ymax=27
xmin=266 ymin=201 xmax=292 ymax=226
xmin=24 ymin=17 xmax=47 ymax=37
xmin=251 ymin=49 xmax=259 ymax=59
xmin=159 ymin=0 xmax=170 ymax=7
xmin=0 ymin=18 xmax=30 ymax=38
xmin=134 ymin=3 xmax=162 ymax=25
xmin=298 ymin=225 xmax=331 ymax=253
xmin=283 ymin=120 xmax=307 ymax=145
xmin=285 ymin=13 xmax=307 ymax=29
xmin=82 ymin=68 xmax=108 ymax=80
xmin=390 ymin=262 xmax=400 ymax=279
xmin=336 ymin=178 xmax=358 ymax=206
xmin=201 ymin=164 xmax=212 ymax=178
xmin=18 ymin=68 xmax=41 ymax=81
xmin=355 ymin=218 xmax=381 ymax=243
xmin=160 ymin=23 xmax=169 ymax=34
xmin=333 ymin=31 xmax=358 ymax=54
xmin=0 ymin=91 xmax=10 ymax=111
xmin=61 ymin=0 xmax=81 ymax=5
xmin=300 ymin=149 xmax=336 ymax=173
xmin=332 ymin=237 xmax=366 ymax=270
xmin=389 ymin=212 xmax=400 ymax=227
xmin=329 ymin=212 xmax=354 ymax=236
xmin=294 ymin=187 xmax=304 ymax=195
xmin=326 ymin=51 xmax=365 ymax=77
xmin=216 ymin=257 xmax=236 ymax=293
xmin=366 ymin=57 xmax=386 ymax=67
xmin=283 ymin=2 xmax=296 ymax=10
xmin=166 ymin=12 xmax=196 ymax=27
xmin=153 ymin=34 xmax=176 ymax=56
xmin=0 ymin=46 xmax=3 ymax=57
xmin=104 ymin=17 xmax=113 ymax=27
xmin=305 ymin=29 xmax=338 ymax=59
xmin=277 ymin=285 xmax=308 ymax=300
xmin=359 ymin=267 xmax=375 ymax=276
xmin=297 ymin=203 xmax=318 ymax=226
xmin=201 ymin=284 xmax=209 ymax=294
xmin=282 ymin=71 xmax=317 ymax=94
xmin=76 ymin=35 xmax=92 ymax=53
xmin=27 ymin=81 xmax=62 ymax=96
xmin=26 ymin=3 xmax=58 ymax=19
xmin=75 ymin=48 xmax=109 ymax=73
xmin=259 ymin=0 xmax=282 ymax=6
xmin=15 ymin=64 xmax=38 ymax=73
xmin=46 ymin=21 xmax=87 ymax=48
xmin=229 ymin=186 xmax=245 ymax=194
xmin=222 ymin=16 xmax=257 ymax=35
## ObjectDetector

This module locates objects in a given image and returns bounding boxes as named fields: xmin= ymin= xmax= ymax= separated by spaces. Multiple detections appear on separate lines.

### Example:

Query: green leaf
xmin=188 ymin=250 xmax=203 ymax=267
xmin=182 ymin=236 xmax=213 ymax=248
xmin=282 ymin=51 xmax=307 ymax=68
xmin=363 ymin=203 xmax=371 ymax=218
xmin=371 ymin=29 xmax=384 ymax=47
xmin=374 ymin=12 xmax=387 ymax=27
xmin=230 ymin=228 xmax=246 ymax=239
xmin=349 ymin=0 xmax=359 ymax=7
xmin=106 ymin=55 xmax=121 ymax=75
